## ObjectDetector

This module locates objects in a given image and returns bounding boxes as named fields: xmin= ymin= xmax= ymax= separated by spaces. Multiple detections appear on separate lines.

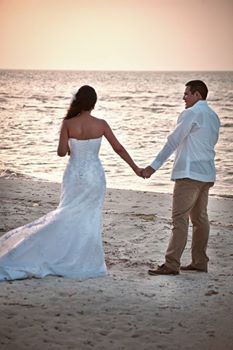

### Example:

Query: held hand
xmin=142 ymin=166 xmax=155 ymax=179
xmin=134 ymin=167 xmax=145 ymax=178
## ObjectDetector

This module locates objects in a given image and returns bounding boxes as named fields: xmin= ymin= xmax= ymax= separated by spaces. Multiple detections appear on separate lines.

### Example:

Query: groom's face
xmin=183 ymin=86 xmax=200 ymax=109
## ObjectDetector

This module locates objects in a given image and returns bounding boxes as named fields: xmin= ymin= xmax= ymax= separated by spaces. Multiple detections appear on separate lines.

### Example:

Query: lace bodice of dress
xmin=59 ymin=137 xmax=105 ymax=208
xmin=68 ymin=137 xmax=102 ymax=163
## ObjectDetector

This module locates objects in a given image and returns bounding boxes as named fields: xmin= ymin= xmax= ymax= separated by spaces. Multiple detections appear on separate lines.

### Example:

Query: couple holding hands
xmin=0 ymin=80 xmax=220 ymax=281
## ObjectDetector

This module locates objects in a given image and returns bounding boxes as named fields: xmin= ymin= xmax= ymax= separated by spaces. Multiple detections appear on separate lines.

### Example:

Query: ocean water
xmin=0 ymin=70 xmax=232 ymax=197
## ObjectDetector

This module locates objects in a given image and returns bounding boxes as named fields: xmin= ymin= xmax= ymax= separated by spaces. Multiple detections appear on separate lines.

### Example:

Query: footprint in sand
xmin=205 ymin=290 xmax=219 ymax=296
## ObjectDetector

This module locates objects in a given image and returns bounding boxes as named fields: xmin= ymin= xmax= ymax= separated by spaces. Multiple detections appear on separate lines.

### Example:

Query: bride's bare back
xmin=65 ymin=112 xmax=105 ymax=140
xmin=57 ymin=110 xmax=124 ymax=158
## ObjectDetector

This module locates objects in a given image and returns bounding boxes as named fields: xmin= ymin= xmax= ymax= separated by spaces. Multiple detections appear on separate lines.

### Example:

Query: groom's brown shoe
xmin=148 ymin=264 xmax=179 ymax=276
xmin=180 ymin=264 xmax=207 ymax=272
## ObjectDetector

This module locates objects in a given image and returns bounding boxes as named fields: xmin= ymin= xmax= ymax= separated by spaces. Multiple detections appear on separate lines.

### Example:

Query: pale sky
xmin=1 ymin=0 xmax=233 ymax=71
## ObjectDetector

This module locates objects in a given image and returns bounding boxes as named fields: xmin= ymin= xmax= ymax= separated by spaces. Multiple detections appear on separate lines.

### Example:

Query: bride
xmin=0 ymin=85 xmax=143 ymax=281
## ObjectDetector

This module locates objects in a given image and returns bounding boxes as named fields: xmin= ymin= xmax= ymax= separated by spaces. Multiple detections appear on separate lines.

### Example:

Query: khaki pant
xmin=165 ymin=178 xmax=214 ymax=272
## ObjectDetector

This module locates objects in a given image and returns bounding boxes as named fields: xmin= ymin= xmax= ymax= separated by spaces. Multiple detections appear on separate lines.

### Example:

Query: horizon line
xmin=0 ymin=68 xmax=233 ymax=73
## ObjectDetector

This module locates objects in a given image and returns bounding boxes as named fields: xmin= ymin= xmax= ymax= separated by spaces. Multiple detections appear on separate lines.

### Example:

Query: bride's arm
xmin=57 ymin=120 xmax=69 ymax=157
xmin=103 ymin=120 xmax=143 ymax=177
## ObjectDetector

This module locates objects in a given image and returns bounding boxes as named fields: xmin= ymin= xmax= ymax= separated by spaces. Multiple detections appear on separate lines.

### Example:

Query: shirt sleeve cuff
xmin=150 ymin=159 xmax=161 ymax=170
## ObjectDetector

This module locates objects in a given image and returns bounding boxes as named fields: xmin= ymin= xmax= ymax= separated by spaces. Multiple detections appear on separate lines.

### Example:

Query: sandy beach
xmin=0 ymin=176 xmax=233 ymax=350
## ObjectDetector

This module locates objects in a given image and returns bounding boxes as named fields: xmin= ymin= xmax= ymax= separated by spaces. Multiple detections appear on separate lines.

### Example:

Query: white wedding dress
xmin=0 ymin=138 xmax=107 ymax=281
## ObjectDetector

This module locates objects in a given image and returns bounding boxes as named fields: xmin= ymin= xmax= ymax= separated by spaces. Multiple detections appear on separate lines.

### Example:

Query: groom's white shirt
xmin=150 ymin=100 xmax=220 ymax=182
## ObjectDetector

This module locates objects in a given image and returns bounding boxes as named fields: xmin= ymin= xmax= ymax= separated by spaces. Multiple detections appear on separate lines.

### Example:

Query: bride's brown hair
xmin=64 ymin=85 xmax=97 ymax=119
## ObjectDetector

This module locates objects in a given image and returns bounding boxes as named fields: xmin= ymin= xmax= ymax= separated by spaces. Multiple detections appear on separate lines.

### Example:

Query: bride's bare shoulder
xmin=91 ymin=116 xmax=108 ymax=125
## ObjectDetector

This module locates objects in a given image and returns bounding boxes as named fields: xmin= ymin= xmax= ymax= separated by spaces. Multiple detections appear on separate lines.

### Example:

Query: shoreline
xmin=1 ymin=171 xmax=232 ymax=199
xmin=1 ymin=175 xmax=232 ymax=233
xmin=0 ymin=176 xmax=233 ymax=349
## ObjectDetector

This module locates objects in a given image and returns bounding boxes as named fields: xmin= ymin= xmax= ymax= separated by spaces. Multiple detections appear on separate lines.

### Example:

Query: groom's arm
xmin=143 ymin=109 xmax=195 ymax=178
xmin=142 ymin=139 xmax=175 ymax=178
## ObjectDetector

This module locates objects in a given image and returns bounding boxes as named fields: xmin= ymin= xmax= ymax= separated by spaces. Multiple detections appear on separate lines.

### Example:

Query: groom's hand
xmin=142 ymin=166 xmax=155 ymax=178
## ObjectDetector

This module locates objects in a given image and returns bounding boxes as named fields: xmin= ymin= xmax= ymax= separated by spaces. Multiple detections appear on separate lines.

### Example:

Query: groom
xmin=143 ymin=80 xmax=220 ymax=275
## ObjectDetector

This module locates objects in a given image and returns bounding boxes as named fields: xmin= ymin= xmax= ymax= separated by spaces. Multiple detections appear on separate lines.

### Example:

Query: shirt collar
xmin=196 ymin=100 xmax=208 ymax=106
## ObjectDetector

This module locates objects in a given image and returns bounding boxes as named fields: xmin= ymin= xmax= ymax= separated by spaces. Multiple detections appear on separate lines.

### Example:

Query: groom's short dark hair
xmin=185 ymin=80 xmax=208 ymax=100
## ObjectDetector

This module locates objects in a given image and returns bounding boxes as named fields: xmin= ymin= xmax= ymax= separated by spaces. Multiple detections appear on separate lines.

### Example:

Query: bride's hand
xmin=134 ymin=167 xmax=145 ymax=178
